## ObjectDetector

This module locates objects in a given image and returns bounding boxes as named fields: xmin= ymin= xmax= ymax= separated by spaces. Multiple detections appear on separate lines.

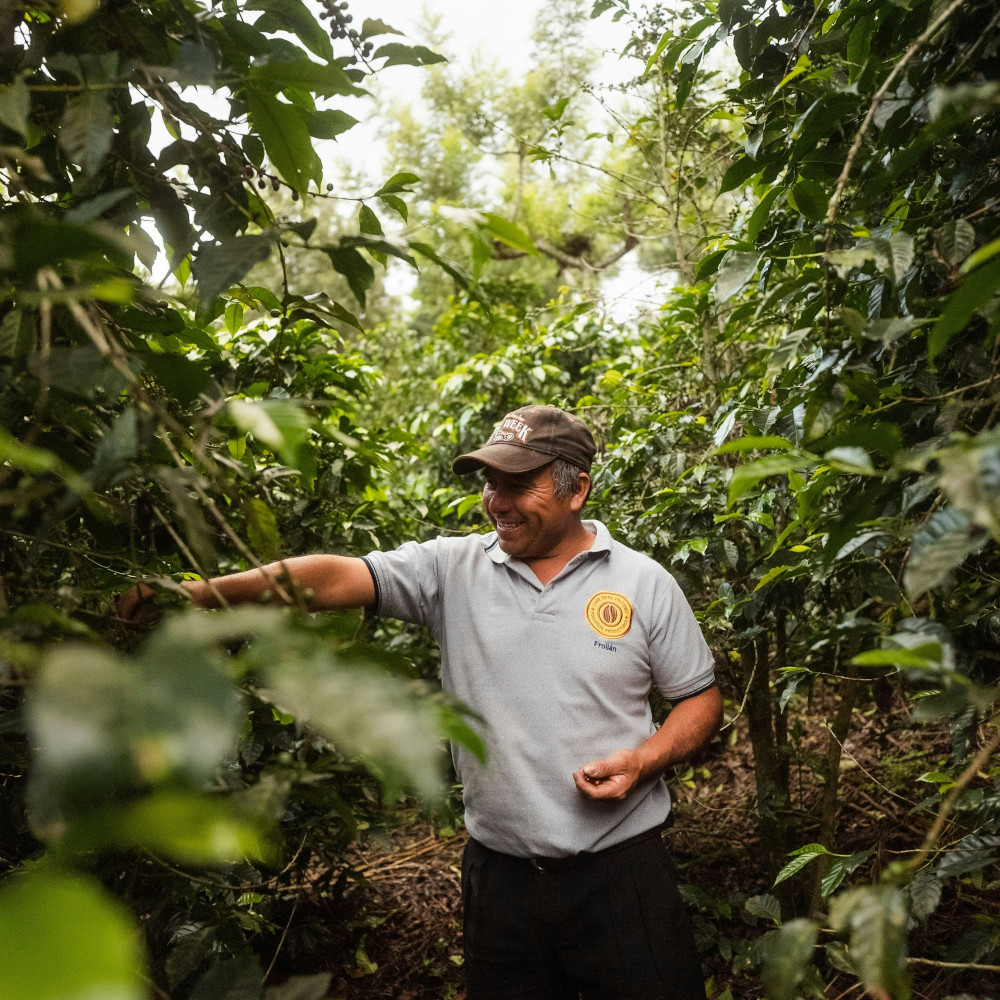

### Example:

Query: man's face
xmin=481 ymin=463 xmax=585 ymax=561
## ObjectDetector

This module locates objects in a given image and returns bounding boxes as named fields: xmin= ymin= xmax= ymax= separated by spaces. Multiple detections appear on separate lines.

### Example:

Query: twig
xmin=263 ymin=897 xmax=299 ymax=984
xmin=904 ymin=726 xmax=1000 ymax=874
xmin=824 ymin=0 xmax=967 ymax=229
xmin=908 ymin=957 xmax=1000 ymax=973
xmin=720 ymin=654 xmax=756 ymax=732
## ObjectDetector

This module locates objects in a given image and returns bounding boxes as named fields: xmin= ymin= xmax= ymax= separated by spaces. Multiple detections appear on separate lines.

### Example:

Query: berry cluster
xmin=318 ymin=0 xmax=373 ymax=57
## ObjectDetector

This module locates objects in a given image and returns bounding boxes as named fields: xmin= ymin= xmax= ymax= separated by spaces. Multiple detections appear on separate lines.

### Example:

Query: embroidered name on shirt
xmin=585 ymin=591 xmax=633 ymax=639
xmin=594 ymin=639 xmax=618 ymax=652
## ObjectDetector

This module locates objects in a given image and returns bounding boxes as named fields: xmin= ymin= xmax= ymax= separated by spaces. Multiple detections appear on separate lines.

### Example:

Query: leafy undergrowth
xmin=268 ymin=691 xmax=998 ymax=1000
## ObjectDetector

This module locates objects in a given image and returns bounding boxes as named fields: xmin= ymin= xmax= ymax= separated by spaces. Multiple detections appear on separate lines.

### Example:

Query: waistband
xmin=471 ymin=816 xmax=672 ymax=874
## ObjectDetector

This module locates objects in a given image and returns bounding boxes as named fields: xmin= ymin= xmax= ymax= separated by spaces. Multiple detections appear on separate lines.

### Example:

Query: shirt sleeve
xmin=647 ymin=569 xmax=716 ymax=701
xmin=362 ymin=538 xmax=444 ymax=633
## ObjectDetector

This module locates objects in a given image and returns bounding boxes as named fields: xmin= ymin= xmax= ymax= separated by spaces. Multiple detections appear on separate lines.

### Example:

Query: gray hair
xmin=551 ymin=458 xmax=588 ymax=500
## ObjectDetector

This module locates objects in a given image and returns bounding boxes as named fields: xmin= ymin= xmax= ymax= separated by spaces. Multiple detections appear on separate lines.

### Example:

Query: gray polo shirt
xmin=363 ymin=520 xmax=715 ymax=858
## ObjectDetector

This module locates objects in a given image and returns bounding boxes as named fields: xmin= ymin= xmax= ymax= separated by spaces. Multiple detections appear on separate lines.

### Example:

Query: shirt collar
xmin=482 ymin=519 xmax=611 ymax=565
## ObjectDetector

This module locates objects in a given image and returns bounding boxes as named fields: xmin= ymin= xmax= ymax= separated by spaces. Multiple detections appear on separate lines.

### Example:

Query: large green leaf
xmin=27 ymin=626 xmax=242 ymax=836
xmin=761 ymin=919 xmax=819 ymax=1000
xmin=63 ymin=792 xmax=269 ymax=864
xmin=903 ymin=506 xmax=987 ymax=599
xmin=246 ymin=0 xmax=333 ymax=62
xmin=0 ymin=869 xmax=146 ymax=1000
xmin=728 ymin=453 xmax=813 ymax=505
xmin=226 ymin=398 xmax=312 ymax=470
xmin=249 ymin=57 xmax=364 ymax=98
xmin=246 ymin=88 xmax=321 ymax=195
xmin=715 ymin=250 xmax=761 ymax=301
xmin=59 ymin=90 xmax=112 ymax=176
xmin=373 ymin=42 xmax=446 ymax=68
xmin=0 ymin=78 xmax=30 ymax=136
xmin=191 ymin=234 xmax=275 ymax=304
xmin=829 ymin=887 xmax=910 ymax=1000
xmin=928 ymin=256 xmax=1000 ymax=361
xmin=482 ymin=212 xmax=537 ymax=256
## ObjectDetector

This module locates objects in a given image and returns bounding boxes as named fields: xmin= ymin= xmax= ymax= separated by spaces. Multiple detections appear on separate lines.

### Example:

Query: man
xmin=119 ymin=404 xmax=722 ymax=1000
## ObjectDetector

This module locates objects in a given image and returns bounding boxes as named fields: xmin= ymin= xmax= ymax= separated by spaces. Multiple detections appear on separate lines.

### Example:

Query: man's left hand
xmin=573 ymin=749 xmax=643 ymax=801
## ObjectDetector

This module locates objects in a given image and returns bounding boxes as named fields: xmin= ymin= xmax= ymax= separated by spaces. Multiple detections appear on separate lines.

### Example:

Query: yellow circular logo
xmin=585 ymin=592 xmax=633 ymax=639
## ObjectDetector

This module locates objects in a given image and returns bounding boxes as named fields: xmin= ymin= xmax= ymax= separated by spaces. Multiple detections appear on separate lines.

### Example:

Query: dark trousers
xmin=461 ymin=830 xmax=705 ymax=1000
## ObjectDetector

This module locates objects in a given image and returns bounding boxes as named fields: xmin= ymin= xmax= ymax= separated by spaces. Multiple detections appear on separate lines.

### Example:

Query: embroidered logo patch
xmin=585 ymin=592 xmax=633 ymax=639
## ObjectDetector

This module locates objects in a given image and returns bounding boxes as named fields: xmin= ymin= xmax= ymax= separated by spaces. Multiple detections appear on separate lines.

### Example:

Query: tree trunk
xmin=808 ymin=649 xmax=861 ymax=919
xmin=742 ymin=633 xmax=789 ymax=874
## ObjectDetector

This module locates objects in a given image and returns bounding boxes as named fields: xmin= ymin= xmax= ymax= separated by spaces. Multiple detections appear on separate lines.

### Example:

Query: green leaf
xmin=936 ymin=219 xmax=976 ymax=268
xmin=324 ymin=245 xmax=376 ymax=308
xmin=643 ymin=29 xmax=674 ymax=77
xmin=246 ymin=88 xmax=321 ymax=194
xmin=0 ymin=78 xmax=30 ymax=137
xmin=935 ymin=833 xmax=1000 ymax=878
xmin=773 ymin=843 xmax=840 ymax=886
xmin=250 ymin=57 xmax=364 ymax=98
xmin=745 ymin=893 xmax=782 ymax=923
xmin=851 ymin=648 xmax=941 ymax=668
xmin=359 ymin=204 xmax=383 ymax=236
xmin=961 ymin=236 xmax=1000 ymax=274
xmin=373 ymin=43 xmax=447 ymax=68
xmin=938 ymin=439 xmax=1000 ymax=539
xmin=226 ymin=398 xmax=312 ymax=470
xmin=225 ymin=302 xmax=244 ymax=335
xmin=246 ymin=496 xmax=281 ymax=561
xmin=761 ymin=919 xmax=819 ymax=1000
xmin=481 ymin=212 xmax=537 ymax=256
xmin=376 ymin=171 xmax=420 ymax=195
xmin=904 ymin=506 xmax=987 ymax=599
xmin=929 ymin=257 xmax=1000 ymax=361
xmin=715 ymin=250 xmax=761 ymax=301
xmin=248 ymin=632 xmax=454 ymax=801
xmin=767 ymin=328 xmax=809 ymax=377
xmin=360 ymin=18 xmax=401 ymax=39
xmin=695 ymin=248 xmax=727 ymax=280
xmin=0 ymin=870 xmax=146 ymax=1000
xmin=410 ymin=241 xmax=489 ymax=305
xmin=718 ymin=436 xmax=797 ymax=455
xmin=747 ymin=186 xmax=780 ymax=240
xmin=728 ymin=453 xmax=813 ymax=505
xmin=247 ymin=0 xmax=334 ymax=62
xmin=907 ymin=870 xmax=941 ymax=922
xmin=379 ymin=193 xmax=408 ymax=221
xmin=847 ymin=14 xmax=874 ymax=69
xmin=829 ymin=887 xmax=909 ymax=1000
xmin=27 ymin=628 xmax=242 ymax=834
xmin=824 ymin=446 xmax=876 ymax=475
xmin=302 ymin=107 xmax=359 ymax=140
xmin=789 ymin=178 xmax=828 ymax=222
xmin=192 ymin=234 xmax=275 ymax=304
xmin=59 ymin=90 xmax=112 ymax=176
xmin=65 ymin=792 xmax=269 ymax=864
xmin=719 ymin=155 xmax=759 ymax=193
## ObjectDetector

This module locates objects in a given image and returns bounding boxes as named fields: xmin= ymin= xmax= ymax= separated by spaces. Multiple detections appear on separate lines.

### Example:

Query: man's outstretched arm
xmin=116 ymin=554 xmax=376 ymax=620
xmin=572 ymin=685 xmax=723 ymax=802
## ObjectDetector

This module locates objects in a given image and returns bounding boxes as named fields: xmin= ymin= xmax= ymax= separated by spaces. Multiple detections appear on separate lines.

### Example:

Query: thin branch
xmin=908 ymin=957 xmax=1000 ymax=973
xmin=824 ymin=0 xmax=967 ymax=228
xmin=904 ymin=726 xmax=1000 ymax=875
xmin=263 ymin=897 xmax=300 ymax=984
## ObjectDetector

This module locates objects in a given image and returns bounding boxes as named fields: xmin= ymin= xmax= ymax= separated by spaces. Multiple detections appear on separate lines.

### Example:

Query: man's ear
xmin=570 ymin=473 xmax=591 ymax=511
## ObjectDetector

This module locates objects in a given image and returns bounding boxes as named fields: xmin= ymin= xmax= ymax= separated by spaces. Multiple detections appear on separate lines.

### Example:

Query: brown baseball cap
xmin=452 ymin=405 xmax=596 ymax=475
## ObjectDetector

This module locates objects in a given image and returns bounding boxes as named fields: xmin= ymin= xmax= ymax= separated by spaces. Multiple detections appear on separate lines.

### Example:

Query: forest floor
xmin=290 ymin=691 xmax=997 ymax=1000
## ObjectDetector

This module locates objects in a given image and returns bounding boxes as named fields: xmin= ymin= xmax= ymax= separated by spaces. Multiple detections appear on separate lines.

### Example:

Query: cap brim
xmin=452 ymin=444 xmax=554 ymax=476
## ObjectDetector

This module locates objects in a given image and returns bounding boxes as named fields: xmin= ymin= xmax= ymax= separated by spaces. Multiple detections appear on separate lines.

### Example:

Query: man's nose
xmin=486 ymin=486 xmax=511 ymax=511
